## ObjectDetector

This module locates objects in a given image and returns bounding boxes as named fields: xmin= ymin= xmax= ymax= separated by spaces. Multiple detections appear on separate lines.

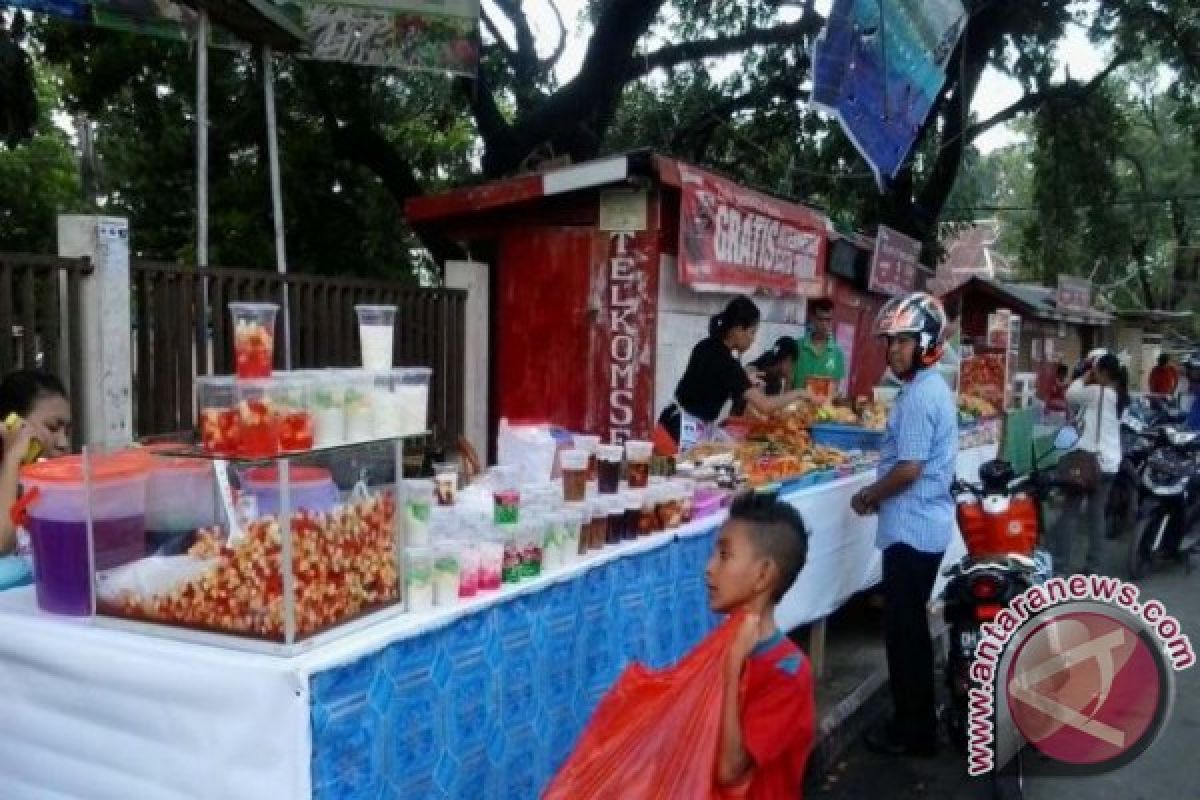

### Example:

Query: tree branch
xmin=538 ymin=0 xmax=568 ymax=71
xmin=964 ymin=51 xmax=1129 ymax=142
xmin=480 ymin=9 xmax=517 ymax=66
xmin=629 ymin=15 xmax=822 ymax=80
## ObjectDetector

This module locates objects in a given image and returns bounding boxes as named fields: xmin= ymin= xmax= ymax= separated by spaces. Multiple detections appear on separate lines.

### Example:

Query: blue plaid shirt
xmin=877 ymin=367 xmax=958 ymax=553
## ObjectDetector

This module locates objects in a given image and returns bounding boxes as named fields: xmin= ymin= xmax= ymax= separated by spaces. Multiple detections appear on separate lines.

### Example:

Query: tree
xmin=0 ymin=52 xmax=82 ymax=252
xmin=18 ymin=0 xmax=1200 ymax=270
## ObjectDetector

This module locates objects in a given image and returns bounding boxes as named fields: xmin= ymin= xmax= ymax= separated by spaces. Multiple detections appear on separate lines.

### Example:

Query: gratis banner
xmin=676 ymin=164 xmax=827 ymax=297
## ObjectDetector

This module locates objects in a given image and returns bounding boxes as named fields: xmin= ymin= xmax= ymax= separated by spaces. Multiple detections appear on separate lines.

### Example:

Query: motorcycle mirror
xmin=1054 ymin=426 xmax=1081 ymax=451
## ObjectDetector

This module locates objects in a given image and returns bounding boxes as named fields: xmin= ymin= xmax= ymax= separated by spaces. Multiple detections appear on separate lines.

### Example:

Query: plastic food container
xmin=235 ymin=379 xmax=282 ymax=459
xmin=229 ymin=302 xmax=277 ymax=379
xmin=196 ymin=376 xmax=238 ymax=456
xmin=355 ymin=305 xmax=397 ymax=371
xmin=241 ymin=465 xmax=339 ymax=517
xmin=144 ymin=446 xmax=216 ymax=555
xmin=406 ymin=547 xmax=434 ymax=612
xmin=20 ymin=450 xmax=153 ymax=615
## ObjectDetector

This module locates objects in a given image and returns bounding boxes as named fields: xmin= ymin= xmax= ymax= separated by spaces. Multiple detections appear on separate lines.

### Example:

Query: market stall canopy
xmin=941 ymin=276 xmax=1114 ymax=327
xmin=176 ymin=0 xmax=306 ymax=49
xmin=406 ymin=150 xmax=832 ymax=298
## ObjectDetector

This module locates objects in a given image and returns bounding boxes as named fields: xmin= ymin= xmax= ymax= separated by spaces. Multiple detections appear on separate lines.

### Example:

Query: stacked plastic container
xmin=195 ymin=302 xmax=432 ymax=458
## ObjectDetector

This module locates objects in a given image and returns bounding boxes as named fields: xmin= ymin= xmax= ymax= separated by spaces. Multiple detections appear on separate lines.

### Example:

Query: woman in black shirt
xmin=654 ymin=296 xmax=810 ymax=455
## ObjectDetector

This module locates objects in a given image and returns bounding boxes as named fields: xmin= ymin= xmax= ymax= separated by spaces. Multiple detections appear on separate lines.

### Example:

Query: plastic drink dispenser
xmin=20 ymin=450 xmax=152 ymax=615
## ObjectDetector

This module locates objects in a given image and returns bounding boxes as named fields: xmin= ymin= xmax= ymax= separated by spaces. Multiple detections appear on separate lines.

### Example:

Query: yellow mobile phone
xmin=3 ymin=413 xmax=43 ymax=464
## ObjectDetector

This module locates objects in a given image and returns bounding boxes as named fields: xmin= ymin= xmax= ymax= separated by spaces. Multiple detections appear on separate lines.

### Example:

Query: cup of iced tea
xmin=624 ymin=439 xmax=653 ymax=488
xmin=559 ymin=449 xmax=589 ymax=503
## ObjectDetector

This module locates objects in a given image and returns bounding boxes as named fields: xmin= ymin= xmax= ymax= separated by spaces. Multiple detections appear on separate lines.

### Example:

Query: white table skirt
xmin=0 ymin=444 xmax=997 ymax=799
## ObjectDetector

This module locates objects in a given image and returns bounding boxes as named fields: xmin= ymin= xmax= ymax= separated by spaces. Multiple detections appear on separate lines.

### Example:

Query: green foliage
xmin=0 ymin=55 xmax=82 ymax=251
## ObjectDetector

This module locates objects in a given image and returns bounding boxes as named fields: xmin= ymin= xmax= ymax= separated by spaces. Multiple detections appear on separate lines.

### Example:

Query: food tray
xmin=809 ymin=423 xmax=884 ymax=452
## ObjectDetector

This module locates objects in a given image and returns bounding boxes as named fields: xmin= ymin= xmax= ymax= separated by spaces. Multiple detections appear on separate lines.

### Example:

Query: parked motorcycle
xmin=940 ymin=428 xmax=1075 ymax=800
xmin=1106 ymin=412 xmax=1160 ymax=538
xmin=1128 ymin=426 xmax=1200 ymax=579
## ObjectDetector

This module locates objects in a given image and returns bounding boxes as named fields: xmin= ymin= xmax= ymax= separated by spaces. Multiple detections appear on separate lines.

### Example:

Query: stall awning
xmin=178 ymin=0 xmax=307 ymax=49
xmin=941 ymin=276 xmax=1114 ymax=326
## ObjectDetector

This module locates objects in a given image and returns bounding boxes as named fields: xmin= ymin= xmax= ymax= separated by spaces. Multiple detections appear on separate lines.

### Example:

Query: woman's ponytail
xmin=709 ymin=295 xmax=761 ymax=340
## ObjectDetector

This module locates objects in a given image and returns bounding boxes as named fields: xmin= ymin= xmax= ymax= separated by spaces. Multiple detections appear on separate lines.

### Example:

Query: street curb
xmin=806 ymin=664 xmax=891 ymax=782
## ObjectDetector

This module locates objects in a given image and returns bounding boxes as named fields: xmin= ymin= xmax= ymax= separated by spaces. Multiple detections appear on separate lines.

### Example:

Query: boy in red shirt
xmin=706 ymin=491 xmax=816 ymax=798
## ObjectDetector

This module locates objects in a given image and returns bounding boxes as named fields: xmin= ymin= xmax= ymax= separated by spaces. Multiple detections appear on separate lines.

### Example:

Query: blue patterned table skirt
xmin=310 ymin=528 xmax=722 ymax=799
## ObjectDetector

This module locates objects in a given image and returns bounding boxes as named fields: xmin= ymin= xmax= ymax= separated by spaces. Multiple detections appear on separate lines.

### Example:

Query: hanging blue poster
xmin=812 ymin=0 xmax=967 ymax=190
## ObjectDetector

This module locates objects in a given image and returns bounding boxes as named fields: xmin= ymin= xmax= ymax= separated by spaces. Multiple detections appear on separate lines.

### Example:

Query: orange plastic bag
xmin=543 ymin=615 xmax=740 ymax=800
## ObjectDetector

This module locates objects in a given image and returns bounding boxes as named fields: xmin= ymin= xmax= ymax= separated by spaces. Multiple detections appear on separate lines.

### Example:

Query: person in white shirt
xmin=1053 ymin=353 xmax=1126 ymax=575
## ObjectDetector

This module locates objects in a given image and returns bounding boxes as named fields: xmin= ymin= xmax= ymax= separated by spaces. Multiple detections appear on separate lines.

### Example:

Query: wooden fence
xmin=130 ymin=261 xmax=466 ymax=447
xmin=0 ymin=253 xmax=91 ymax=447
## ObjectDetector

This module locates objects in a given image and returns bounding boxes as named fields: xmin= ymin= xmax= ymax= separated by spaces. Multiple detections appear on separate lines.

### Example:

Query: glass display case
xmin=62 ymin=437 xmax=423 ymax=655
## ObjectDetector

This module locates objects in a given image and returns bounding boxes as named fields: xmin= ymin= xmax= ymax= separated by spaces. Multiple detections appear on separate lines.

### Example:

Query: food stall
xmin=0 ymin=158 xmax=1004 ymax=799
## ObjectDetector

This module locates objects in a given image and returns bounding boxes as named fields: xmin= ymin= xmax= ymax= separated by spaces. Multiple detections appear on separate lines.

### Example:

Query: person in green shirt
xmin=793 ymin=298 xmax=846 ymax=400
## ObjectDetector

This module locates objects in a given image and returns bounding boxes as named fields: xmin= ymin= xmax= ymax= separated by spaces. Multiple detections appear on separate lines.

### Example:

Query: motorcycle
xmin=1106 ymin=412 xmax=1160 ymax=538
xmin=940 ymin=428 xmax=1075 ymax=800
xmin=1127 ymin=426 xmax=1200 ymax=579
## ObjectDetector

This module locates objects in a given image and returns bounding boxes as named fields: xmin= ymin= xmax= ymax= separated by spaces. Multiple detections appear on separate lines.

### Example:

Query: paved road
xmin=810 ymin=551 xmax=1199 ymax=800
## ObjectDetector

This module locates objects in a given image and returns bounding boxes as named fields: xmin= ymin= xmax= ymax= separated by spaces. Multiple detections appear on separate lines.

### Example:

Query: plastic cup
xmin=562 ymin=506 xmax=584 ymax=563
xmin=403 ymin=479 xmax=435 ymax=547
xmin=433 ymin=545 xmax=461 ymax=608
xmin=434 ymin=462 xmax=458 ymax=506
xmin=229 ymin=302 xmax=277 ymax=379
xmin=492 ymin=466 xmax=520 ymax=525
xmin=341 ymin=370 xmax=375 ymax=443
xmin=355 ymin=304 xmax=397 ymax=371
xmin=234 ymin=379 xmax=281 ymax=459
xmin=406 ymin=547 xmax=435 ymax=613
xmin=457 ymin=543 xmax=480 ymax=598
xmin=625 ymin=440 xmax=652 ymax=488
xmin=310 ymin=370 xmax=347 ymax=448
xmin=278 ymin=374 xmax=315 ymax=453
xmin=597 ymin=445 xmax=623 ymax=494
xmin=369 ymin=371 xmax=401 ymax=439
xmin=500 ymin=525 xmax=522 ymax=584
xmin=393 ymin=368 xmax=431 ymax=437
xmin=574 ymin=434 xmax=601 ymax=482
xmin=196 ymin=376 xmax=238 ymax=456
xmin=559 ymin=449 xmax=589 ymax=503
xmin=478 ymin=536 xmax=504 ymax=591
xmin=623 ymin=491 xmax=642 ymax=541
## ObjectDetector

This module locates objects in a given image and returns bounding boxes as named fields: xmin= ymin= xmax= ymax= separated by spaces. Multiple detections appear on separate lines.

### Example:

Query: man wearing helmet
xmin=851 ymin=292 xmax=958 ymax=758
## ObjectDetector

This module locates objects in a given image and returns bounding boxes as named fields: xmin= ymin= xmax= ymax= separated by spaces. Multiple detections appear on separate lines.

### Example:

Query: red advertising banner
xmin=869 ymin=225 xmax=921 ymax=296
xmin=591 ymin=230 xmax=659 ymax=443
xmin=677 ymin=165 xmax=826 ymax=296
xmin=1056 ymin=275 xmax=1092 ymax=312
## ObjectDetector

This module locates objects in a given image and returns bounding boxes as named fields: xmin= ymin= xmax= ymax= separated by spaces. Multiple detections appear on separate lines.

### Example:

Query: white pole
xmin=196 ymin=12 xmax=211 ymax=375
xmin=262 ymin=44 xmax=292 ymax=370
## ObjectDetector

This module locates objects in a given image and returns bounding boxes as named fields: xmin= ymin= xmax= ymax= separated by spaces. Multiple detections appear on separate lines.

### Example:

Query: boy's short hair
xmin=729 ymin=491 xmax=809 ymax=602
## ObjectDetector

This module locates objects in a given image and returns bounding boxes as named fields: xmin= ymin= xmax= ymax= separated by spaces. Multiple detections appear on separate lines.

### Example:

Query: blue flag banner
xmin=812 ymin=0 xmax=967 ymax=190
